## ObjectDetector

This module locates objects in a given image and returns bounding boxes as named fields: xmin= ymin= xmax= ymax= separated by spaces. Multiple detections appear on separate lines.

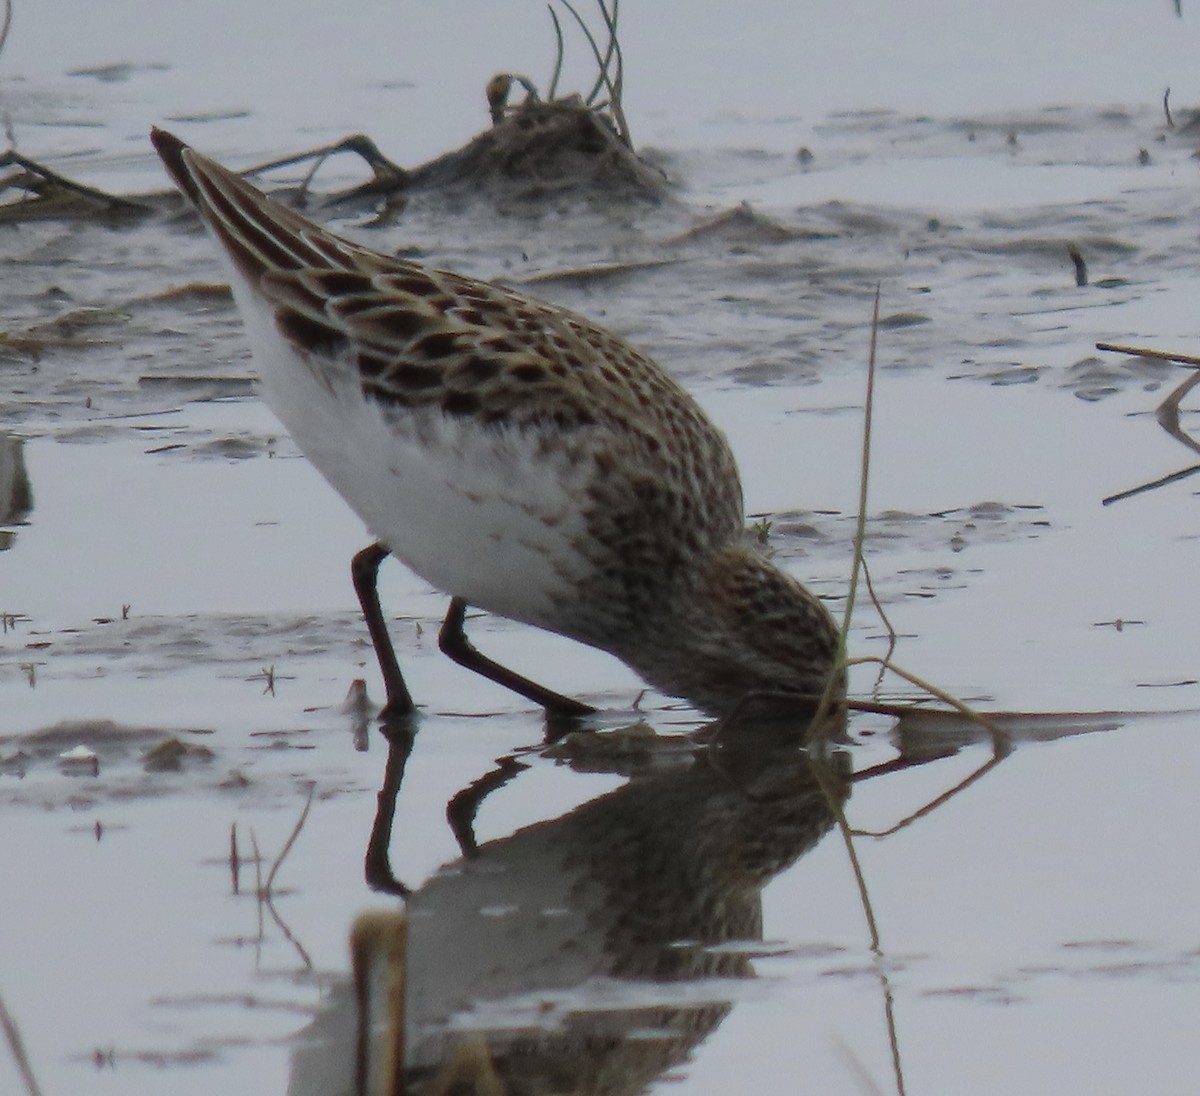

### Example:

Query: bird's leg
xmin=438 ymin=597 xmax=597 ymax=719
xmin=351 ymin=542 xmax=416 ymax=718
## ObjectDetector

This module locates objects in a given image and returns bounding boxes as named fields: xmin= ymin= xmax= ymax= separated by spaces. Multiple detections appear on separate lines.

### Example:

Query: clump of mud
xmin=404 ymin=95 xmax=669 ymax=208
xmin=0 ymin=95 xmax=670 ymax=226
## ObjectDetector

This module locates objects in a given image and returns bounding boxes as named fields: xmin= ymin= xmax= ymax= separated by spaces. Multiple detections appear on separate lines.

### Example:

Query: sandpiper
xmin=151 ymin=128 xmax=842 ymax=721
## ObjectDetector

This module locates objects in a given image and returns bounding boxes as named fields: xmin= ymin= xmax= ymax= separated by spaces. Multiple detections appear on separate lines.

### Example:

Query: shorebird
xmin=151 ymin=128 xmax=842 ymax=722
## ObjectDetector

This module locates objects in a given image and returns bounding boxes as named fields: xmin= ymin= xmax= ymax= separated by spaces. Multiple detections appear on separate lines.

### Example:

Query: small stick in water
xmin=1067 ymin=244 xmax=1087 ymax=287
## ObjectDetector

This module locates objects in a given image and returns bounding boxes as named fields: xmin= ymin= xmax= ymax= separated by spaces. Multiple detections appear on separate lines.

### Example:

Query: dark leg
xmin=446 ymin=755 xmax=530 ymax=857
xmin=364 ymin=715 xmax=416 ymax=896
xmin=351 ymin=542 xmax=415 ymax=718
xmin=438 ymin=597 xmax=596 ymax=719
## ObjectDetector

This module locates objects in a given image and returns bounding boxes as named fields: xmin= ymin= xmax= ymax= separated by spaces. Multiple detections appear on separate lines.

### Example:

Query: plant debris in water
xmin=0 ymin=0 xmax=665 ymax=223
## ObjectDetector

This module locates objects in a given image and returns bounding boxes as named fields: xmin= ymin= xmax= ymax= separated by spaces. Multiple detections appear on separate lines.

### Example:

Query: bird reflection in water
xmin=291 ymin=712 xmax=850 ymax=1096
xmin=0 ymin=434 xmax=33 ymax=552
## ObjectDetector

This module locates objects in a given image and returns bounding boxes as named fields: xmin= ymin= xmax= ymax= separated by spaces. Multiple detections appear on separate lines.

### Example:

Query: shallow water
xmin=4 ymin=3 xmax=1200 ymax=1095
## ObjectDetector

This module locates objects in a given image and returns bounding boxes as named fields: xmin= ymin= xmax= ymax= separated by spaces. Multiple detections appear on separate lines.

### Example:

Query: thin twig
xmin=546 ymin=5 xmax=565 ymax=102
xmin=880 ymin=971 xmax=906 ymax=1096
xmin=264 ymin=781 xmax=316 ymax=894
xmin=241 ymin=135 xmax=405 ymax=190
xmin=816 ymin=286 xmax=880 ymax=728
xmin=853 ymin=749 xmax=1007 ymax=838
xmin=249 ymin=794 xmax=316 ymax=971
xmin=250 ymin=829 xmax=265 ymax=946
xmin=297 ymin=152 xmax=333 ymax=202
xmin=581 ymin=0 xmax=617 ymax=105
xmin=0 ymin=150 xmax=148 ymax=213
xmin=809 ymin=287 xmax=907 ymax=1096
xmin=230 ymin=821 xmax=241 ymax=896
xmin=1099 ymin=359 xmax=1200 ymax=504
xmin=832 ymin=1033 xmax=888 ymax=1096
xmin=823 ymin=771 xmax=879 ymax=948
xmin=1067 ymin=244 xmax=1087 ymax=287
xmin=815 ymin=747 xmax=907 ymax=1096
xmin=847 ymin=288 xmax=880 ymax=645
xmin=0 ymin=991 xmax=44 ymax=1096
xmin=597 ymin=0 xmax=624 ymax=107
xmin=843 ymin=654 xmax=1012 ymax=839
xmin=861 ymin=554 xmax=897 ymax=693
xmin=561 ymin=0 xmax=631 ymax=145
xmin=263 ymin=894 xmax=314 ymax=971
xmin=806 ymin=286 xmax=881 ymax=743
xmin=1103 ymin=462 xmax=1200 ymax=506
xmin=561 ymin=0 xmax=606 ymax=100
xmin=1095 ymin=341 xmax=1200 ymax=369
xmin=601 ymin=0 xmax=623 ymax=105
xmin=1155 ymin=369 xmax=1200 ymax=457
xmin=845 ymin=697 xmax=959 ymax=718
xmin=592 ymin=0 xmax=630 ymax=145
xmin=849 ymin=656 xmax=1010 ymax=747
xmin=0 ymin=1 xmax=13 ymax=66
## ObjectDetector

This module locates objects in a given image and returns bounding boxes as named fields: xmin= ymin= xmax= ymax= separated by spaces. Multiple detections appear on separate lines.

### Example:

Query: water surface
xmin=3 ymin=3 xmax=1200 ymax=1094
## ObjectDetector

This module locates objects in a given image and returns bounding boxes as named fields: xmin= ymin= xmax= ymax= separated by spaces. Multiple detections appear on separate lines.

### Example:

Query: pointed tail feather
xmin=150 ymin=127 xmax=383 ymax=281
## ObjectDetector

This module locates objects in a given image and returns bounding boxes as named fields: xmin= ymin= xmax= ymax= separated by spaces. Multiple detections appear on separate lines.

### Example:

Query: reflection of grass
xmin=0 ymin=1 xmax=11 ymax=70
xmin=230 ymin=784 xmax=317 ymax=971
xmin=809 ymin=290 xmax=1016 ymax=1096
xmin=1096 ymin=340 xmax=1200 ymax=504
xmin=0 ymin=986 xmax=44 ymax=1096
xmin=807 ymin=291 xmax=906 ymax=1096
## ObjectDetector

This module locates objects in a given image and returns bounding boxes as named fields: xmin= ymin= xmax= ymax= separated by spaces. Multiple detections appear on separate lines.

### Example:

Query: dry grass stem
xmin=1067 ymin=244 xmax=1087 ymax=287
xmin=0 ymin=991 xmax=44 ymax=1096
xmin=0 ymin=149 xmax=149 ymax=214
xmin=843 ymin=653 xmax=1011 ymax=835
xmin=861 ymin=555 xmax=897 ymax=692
xmin=1095 ymin=341 xmax=1200 ymax=369
xmin=546 ymin=5 xmax=566 ymax=101
xmin=832 ymin=1033 xmax=889 ymax=1096
xmin=852 ymin=748 xmax=1007 ymax=838
xmin=849 ymin=657 xmax=1010 ymax=747
xmin=844 ymin=288 xmax=881 ymax=653
xmin=247 ymin=788 xmax=317 ymax=971
xmin=0 ymin=1 xmax=12 ymax=65
xmin=560 ymin=0 xmax=631 ymax=145
xmin=1097 ymin=349 xmax=1200 ymax=504
xmin=580 ymin=0 xmax=620 ymax=106
xmin=809 ymin=287 xmax=907 ymax=1096
xmin=1103 ymin=461 xmax=1200 ymax=506
xmin=816 ymin=750 xmax=908 ymax=1096
xmin=250 ymin=828 xmax=265 ymax=942
xmin=229 ymin=821 xmax=241 ymax=896
xmin=264 ymin=782 xmax=316 ymax=894
xmin=1155 ymin=370 xmax=1200 ymax=456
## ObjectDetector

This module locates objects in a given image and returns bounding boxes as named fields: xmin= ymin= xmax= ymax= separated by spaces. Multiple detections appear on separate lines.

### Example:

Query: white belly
xmin=248 ymin=315 xmax=593 ymax=628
